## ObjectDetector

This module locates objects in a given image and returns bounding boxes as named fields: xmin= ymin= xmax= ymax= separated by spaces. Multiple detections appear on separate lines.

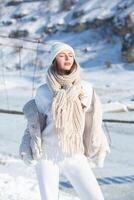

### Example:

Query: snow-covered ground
xmin=0 ymin=30 xmax=134 ymax=200
xmin=0 ymin=66 xmax=134 ymax=112
xmin=0 ymin=66 xmax=134 ymax=200
xmin=0 ymin=112 xmax=134 ymax=200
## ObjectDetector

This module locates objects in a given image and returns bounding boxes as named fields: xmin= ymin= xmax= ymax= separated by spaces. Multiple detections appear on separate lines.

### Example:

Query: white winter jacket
xmin=19 ymin=80 xmax=110 ymax=166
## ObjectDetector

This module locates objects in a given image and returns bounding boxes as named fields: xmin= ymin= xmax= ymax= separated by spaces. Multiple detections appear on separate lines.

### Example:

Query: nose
xmin=65 ymin=54 xmax=69 ymax=60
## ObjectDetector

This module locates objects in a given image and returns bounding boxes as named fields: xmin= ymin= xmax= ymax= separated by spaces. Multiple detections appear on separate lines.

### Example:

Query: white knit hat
xmin=49 ymin=42 xmax=76 ymax=64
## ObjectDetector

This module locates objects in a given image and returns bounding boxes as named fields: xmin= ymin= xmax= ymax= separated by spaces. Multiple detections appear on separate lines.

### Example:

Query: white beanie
xmin=49 ymin=42 xmax=76 ymax=64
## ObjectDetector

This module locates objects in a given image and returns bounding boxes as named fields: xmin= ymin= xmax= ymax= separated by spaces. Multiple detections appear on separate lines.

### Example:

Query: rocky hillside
xmin=0 ymin=0 xmax=134 ymax=70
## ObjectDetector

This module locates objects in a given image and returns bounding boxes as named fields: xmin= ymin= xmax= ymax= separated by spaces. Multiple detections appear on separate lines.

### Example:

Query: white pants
xmin=35 ymin=154 xmax=104 ymax=200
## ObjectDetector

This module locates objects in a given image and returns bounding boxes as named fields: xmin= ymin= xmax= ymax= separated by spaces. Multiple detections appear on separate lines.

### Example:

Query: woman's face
xmin=55 ymin=50 xmax=75 ymax=74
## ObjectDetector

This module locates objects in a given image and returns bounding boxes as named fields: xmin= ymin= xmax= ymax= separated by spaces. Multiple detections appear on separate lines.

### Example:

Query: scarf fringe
xmin=46 ymin=64 xmax=86 ymax=155
xmin=58 ymin=133 xmax=85 ymax=155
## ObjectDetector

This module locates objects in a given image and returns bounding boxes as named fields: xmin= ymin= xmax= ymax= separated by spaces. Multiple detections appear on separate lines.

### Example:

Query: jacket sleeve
xmin=19 ymin=99 xmax=47 ymax=164
xmin=19 ymin=126 xmax=32 ymax=159
xmin=83 ymin=88 xmax=110 ymax=158
xmin=19 ymin=125 xmax=38 ymax=166
xmin=92 ymin=89 xmax=110 ymax=155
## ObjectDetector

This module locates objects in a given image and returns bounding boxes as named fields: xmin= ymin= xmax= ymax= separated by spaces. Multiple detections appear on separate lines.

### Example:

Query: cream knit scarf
xmin=46 ymin=64 xmax=86 ymax=155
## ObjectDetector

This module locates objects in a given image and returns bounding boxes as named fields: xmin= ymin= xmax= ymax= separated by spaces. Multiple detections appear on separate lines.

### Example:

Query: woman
xmin=19 ymin=42 xmax=110 ymax=200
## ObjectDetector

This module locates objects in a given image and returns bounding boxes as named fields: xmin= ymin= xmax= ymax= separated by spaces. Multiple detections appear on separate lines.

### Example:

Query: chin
xmin=64 ymin=68 xmax=72 ymax=71
xmin=63 ymin=66 xmax=72 ymax=70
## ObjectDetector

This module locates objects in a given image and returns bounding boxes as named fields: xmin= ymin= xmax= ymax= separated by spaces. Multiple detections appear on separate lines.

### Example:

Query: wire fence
xmin=0 ymin=112 xmax=133 ymax=158
xmin=0 ymin=35 xmax=134 ymax=127
xmin=0 ymin=35 xmax=50 ymax=109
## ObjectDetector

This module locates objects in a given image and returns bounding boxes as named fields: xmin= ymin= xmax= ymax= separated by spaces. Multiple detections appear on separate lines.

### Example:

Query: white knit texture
xmin=46 ymin=64 xmax=87 ymax=155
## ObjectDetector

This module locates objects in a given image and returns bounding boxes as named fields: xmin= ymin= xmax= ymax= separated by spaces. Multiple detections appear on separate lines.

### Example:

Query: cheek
xmin=70 ymin=58 xmax=74 ymax=63
xmin=68 ymin=56 xmax=74 ymax=61
xmin=56 ymin=58 xmax=64 ymax=68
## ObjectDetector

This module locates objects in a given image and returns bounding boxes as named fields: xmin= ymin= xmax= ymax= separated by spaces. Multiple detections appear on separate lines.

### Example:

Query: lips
xmin=64 ymin=62 xmax=71 ymax=65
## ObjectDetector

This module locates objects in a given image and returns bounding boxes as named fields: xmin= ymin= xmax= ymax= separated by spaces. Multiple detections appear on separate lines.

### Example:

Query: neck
xmin=57 ymin=69 xmax=72 ymax=75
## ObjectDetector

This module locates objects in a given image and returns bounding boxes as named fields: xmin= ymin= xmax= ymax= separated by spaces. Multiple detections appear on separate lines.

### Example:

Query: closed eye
xmin=68 ymin=54 xmax=73 ymax=57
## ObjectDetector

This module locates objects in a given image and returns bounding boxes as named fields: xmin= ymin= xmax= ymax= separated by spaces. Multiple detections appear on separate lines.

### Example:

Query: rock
xmin=113 ymin=12 xmax=134 ymax=36
xmin=105 ymin=61 xmax=112 ymax=68
xmin=2 ymin=21 xmax=12 ymax=26
xmin=44 ymin=25 xmax=57 ymax=35
xmin=12 ymin=13 xmax=27 ymax=19
xmin=66 ymin=17 xmax=113 ymax=32
xmin=121 ymin=33 xmax=134 ymax=62
xmin=83 ymin=47 xmax=92 ymax=53
xmin=9 ymin=30 xmax=29 ymax=38
xmin=131 ymin=96 xmax=134 ymax=101
xmin=126 ymin=103 xmax=134 ymax=111
xmin=129 ymin=12 xmax=134 ymax=23
xmin=103 ymin=102 xmax=128 ymax=113
xmin=43 ymin=23 xmax=65 ymax=35
xmin=113 ymin=11 xmax=134 ymax=62
xmin=6 ymin=0 xmax=22 ymax=6
xmin=73 ymin=10 xmax=84 ymax=18
xmin=60 ymin=0 xmax=73 ymax=11
xmin=65 ymin=21 xmax=87 ymax=32
xmin=30 ymin=16 xmax=37 ymax=22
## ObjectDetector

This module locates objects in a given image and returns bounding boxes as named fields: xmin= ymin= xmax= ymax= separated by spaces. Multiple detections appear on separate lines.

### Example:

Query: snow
xmin=0 ymin=67 xmax=134 ymax=199
xmin=0 ymin=158 xmax=79 ymax=200
xmin=0 ymin=112 xmax=134 ymax=199
xmin=102 ymin=102 xmax=128 ymax=113
xmin=1 ymin=0 xmax=134 ymax=38
xmin=72 ymin=0 xmax=133 ymax=22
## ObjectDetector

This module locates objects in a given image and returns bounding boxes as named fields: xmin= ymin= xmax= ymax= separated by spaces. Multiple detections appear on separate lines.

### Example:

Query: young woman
xmin=19 ymin=42 xmax=110 ymax=200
